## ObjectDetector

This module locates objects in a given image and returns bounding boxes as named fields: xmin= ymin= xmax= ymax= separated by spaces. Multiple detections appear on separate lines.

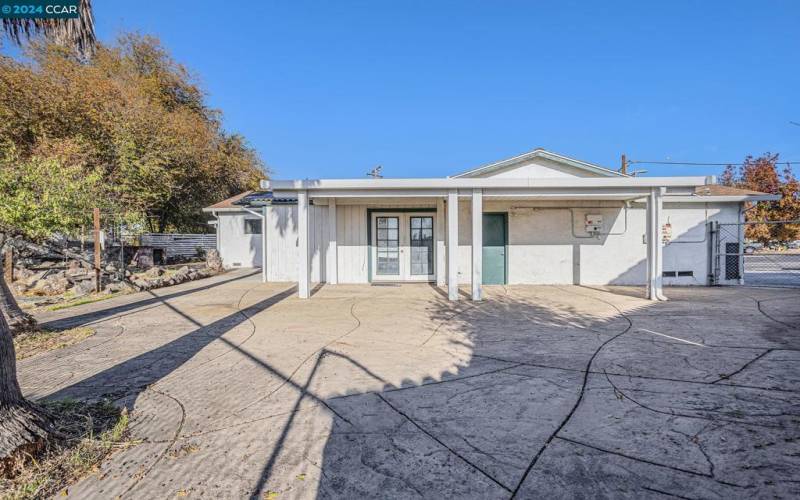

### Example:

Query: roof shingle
xmin=694 ymin=185 xmax=770 ymax=197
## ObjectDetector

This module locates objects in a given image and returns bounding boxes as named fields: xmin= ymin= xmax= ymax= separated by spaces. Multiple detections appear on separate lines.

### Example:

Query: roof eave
xmin=262 ymin=176 xmax=710 ymax=191
xmin=450 ymin=149 xmax=627 ymax=179
xmin=665 ymin=194 xmax=782 ymax=203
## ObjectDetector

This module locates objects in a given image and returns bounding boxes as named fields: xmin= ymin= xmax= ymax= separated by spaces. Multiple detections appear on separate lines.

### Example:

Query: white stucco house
xmin=203 ymin=148 xmax=777 ymax=301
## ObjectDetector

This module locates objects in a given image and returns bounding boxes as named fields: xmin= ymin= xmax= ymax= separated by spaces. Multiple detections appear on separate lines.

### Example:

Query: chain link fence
xmin=712 ymin=220 xmax=800 ymax=287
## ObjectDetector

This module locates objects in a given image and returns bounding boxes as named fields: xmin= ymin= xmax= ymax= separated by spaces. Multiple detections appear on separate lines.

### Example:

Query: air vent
xmin=662 ymin=271 xmax=677 ymax=277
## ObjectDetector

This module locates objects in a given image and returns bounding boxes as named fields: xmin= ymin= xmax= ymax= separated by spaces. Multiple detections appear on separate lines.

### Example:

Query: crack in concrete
xmin=555 ymin=436 xmax=749 ymax=489
xmin=376 ymin=392 xmax=513 ymax=493
xmin=751 ymin=296 xmax=800 ymax=331
xmin=231 ymin=298 xmax=363 ymax=417
xmin=119 ymin=387 xmax=187 ymax=498
xmin=601 ymin=370 xmax=785 ymax=429
xmin=711 ymin=349 xmax=774 ymax=384
xmin=420 ymin=300 xmax=480 ymax=347
xmin=642 ymin=485 xmax=702 ymax=499
xmin=509 ymin=288 xmax=634 ymax=498
xmin=464 ymin=352 xmax=800 ymax=395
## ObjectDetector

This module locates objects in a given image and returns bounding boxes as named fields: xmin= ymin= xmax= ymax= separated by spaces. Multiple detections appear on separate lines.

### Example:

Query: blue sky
xmin=57 ymin=1 xmax=800 ymax=178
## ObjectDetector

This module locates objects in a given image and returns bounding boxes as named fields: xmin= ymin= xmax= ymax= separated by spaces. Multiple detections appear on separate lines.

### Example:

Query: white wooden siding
xmin=265 ymin=205 xmax=328 ymax=282
xmin=336 ymin=204 xmax=368 ymax=283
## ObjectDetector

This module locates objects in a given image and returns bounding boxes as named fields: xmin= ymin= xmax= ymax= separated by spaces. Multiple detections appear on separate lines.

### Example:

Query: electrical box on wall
xmin=585 ymin=214 xmax=603 ymax=233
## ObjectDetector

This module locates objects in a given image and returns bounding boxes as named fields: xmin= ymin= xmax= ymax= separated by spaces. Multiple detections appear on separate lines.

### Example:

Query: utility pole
xmin=620 ymin=154 xmax=628 ymax=175
xmin=93 ymin=207 xmax=101 ymax=293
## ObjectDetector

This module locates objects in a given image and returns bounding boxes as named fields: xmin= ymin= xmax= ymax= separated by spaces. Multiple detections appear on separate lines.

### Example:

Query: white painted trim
xmin=202 ymin=207 xmax=245 ymax=213
xmin=471 ymin=189 xmax=483 ymax=301
xmin=261 ymin=205 xmax=268 ymax=283
xmin=262 ymin=176 xmax=710 ymax=191
xmin=665 ymin=195 xmax=781 ymax=202
xmin=327 ymin=199 xmax=338 ymax=284
xmin=435 ymin=198 xmax=446 ymax=287
xmin=646 ymin=187 xmax=666 ymax=301
xmin=447 ymin=189 xmax=459 ymax=301
xmin=298 ymin=190 xmax=310 ymax=299
xmin=451 ymin=148 xmax=627 ymax=178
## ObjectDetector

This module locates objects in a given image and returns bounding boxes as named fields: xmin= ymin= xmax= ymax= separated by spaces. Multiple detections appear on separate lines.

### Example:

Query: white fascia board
xmin=483 ymin=191 xmax=651 ymax=200
xmin=201 ymin=207 xmax=245 ymax=213
xmin=450 ymin=149 xmax=627 ymax=178
xmin=665 ymin=194 xmax=782 ymax=203
xmin=262 ymin=176 xmax=711 ymax=192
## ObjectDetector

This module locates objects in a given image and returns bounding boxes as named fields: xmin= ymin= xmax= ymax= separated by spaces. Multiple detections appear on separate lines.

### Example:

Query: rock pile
xmin=128 ymin=265 xmax=216 ymax=291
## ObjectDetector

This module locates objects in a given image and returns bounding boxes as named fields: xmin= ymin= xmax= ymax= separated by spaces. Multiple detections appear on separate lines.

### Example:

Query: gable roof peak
xmin=451 ymin=148 xmax=627 ymax=178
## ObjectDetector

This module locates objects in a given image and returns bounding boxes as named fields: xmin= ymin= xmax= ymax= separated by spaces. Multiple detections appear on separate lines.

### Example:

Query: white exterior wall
xmin=216 ymin=211 xmax=263 ymax=269
xmin=263 ymin=201 xmax=438 ymax=284
xmin=265 ymin=205 xmax=328 ymax=282
xmin=336 ymin=204 xmax=369 ymax=283
xmin=221 ymin=198 xmax=740 ymax=286
xmin=469 ymin=157 xmax=605 ymax=179
xmin=455 ymin=200 xmax=741 ymax=286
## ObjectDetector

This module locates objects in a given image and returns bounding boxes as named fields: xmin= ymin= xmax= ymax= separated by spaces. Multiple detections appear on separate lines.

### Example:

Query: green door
xmin=482 ymin=213 xmax=507 ymax=284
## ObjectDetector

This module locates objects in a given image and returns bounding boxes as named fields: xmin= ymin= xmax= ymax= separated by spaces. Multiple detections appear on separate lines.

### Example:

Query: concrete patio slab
xmin=17 ymin=270 xmax=800 ymax=499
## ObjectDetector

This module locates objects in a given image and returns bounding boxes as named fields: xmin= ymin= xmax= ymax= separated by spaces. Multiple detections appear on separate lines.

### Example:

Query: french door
xmin=371 ymin=212 xmax=435 ymax=282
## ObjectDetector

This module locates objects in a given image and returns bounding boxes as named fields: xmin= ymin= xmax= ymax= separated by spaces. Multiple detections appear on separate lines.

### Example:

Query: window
xmin=244 ymin=219 xmax=262 ymax=235
xmin=376 ymin=217 xmax=399 ymax=275
xmin=410 ymin=216 xmax=433 ymax=275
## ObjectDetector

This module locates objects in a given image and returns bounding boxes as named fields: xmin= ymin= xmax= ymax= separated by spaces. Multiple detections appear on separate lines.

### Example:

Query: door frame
xmin=482 ymin=212 xmax=508 ymax=285
xmin=367 ymin=207 xmax=438 ymax=283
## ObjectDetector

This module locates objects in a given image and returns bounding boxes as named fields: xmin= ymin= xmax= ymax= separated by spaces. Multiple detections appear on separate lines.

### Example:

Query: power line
xmin=629 ymin=160 xmax=800 ymax=166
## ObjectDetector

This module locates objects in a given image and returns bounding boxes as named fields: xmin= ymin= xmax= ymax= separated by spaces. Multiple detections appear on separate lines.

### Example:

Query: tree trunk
xmin=0 ymin=299 xmax=51 ymax=471
xmin=0 ymin=235 xmax=36 ymax=335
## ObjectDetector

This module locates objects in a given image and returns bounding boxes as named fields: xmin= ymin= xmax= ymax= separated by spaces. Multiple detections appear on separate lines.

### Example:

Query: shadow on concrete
xmin=41 ymin=270 xmax=260 ymax=330
xmin=47 ymin=284 xmax=297 ymax=406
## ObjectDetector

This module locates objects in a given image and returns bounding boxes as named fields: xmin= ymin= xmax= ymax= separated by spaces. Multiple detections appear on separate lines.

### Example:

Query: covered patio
xmin=261 ymin=176 xmax=713 ymax=301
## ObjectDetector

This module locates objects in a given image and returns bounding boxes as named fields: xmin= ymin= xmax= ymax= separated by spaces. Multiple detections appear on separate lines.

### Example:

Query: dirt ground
xmin=17 ymin=270 xmax=800 ymax=499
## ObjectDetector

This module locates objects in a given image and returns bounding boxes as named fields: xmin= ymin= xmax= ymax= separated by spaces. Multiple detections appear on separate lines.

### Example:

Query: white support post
xmin=471 ymin=188 xmax=482 ymax=301
xmin=447 ymin=189 xmax=459 ymax=301
xmin=261 ymin=205 xmax=268 ymax=283
xmin=327 ymin=198 xmax=338 ymax=285
xmin=646 ymin=187 xmax=666 ymax=301
xmin=298 ymin=190 xmax=310 ymax=298
xmin=435 ymin=198 xmax=446 ymax=287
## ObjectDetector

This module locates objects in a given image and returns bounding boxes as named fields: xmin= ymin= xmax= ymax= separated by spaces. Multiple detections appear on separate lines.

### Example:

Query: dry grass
xmin=13 ymin=327 xmax=95 ymax=360
xmin=0 ymin=399 xmax=132 ymax=499
xmin=47 ymin=291 xmax=126 ymax=312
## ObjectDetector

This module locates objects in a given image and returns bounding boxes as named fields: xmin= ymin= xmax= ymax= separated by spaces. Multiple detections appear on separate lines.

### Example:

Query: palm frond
xmin=1 ymin=0 xmax=95 ymax=57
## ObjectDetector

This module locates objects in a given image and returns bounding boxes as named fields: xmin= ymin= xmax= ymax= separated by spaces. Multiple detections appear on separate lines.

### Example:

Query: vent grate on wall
xmin=663 ymin=271 xmax=694 ymax=278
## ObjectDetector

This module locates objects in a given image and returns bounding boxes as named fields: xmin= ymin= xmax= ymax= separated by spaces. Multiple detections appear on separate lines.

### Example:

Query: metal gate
xmin=711 ymin=220 xmax=800 ymax=287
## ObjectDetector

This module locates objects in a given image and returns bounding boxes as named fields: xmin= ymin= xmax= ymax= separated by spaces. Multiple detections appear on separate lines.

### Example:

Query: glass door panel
xmin=409 ymin=216 xmax=434 ymax=276
xmin=375 ymin=216 xmax=399 ymax=275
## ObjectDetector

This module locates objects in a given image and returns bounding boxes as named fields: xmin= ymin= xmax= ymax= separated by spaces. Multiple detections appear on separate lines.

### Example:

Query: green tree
xmin=1 ymin=7 xmax=265 ymax=464
xmin=0 ymin=34 xmax=265 ymax=232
